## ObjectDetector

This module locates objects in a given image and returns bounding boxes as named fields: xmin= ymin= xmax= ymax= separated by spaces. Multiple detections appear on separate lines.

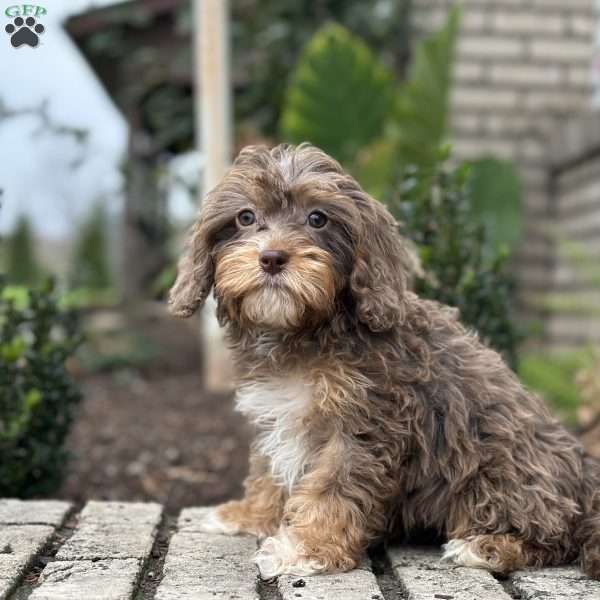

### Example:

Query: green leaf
xmin=353 ymin=138 xmax=396 ymax=199
xmin=279 ymin=23 xmax=394 ymax=165
xmin=1 ymin=337 xmax=26 ymax=362
xmin=24 ymin=389 xmax=42 ymax=410
xmin=1 ymin=286 xmax=29 ymax=309
xmin=519 ymin=351 xmax=594 ymax=424
xmin=3 ymin=216 xmax=44 ymax=286
xmin=465 ymin=158 xmax=523 ymax=258
xmin=390 ymin=7 xmax=460 ymax=171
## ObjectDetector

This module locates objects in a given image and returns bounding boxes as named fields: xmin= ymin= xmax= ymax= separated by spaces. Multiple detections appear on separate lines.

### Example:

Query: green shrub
xmin=69 ymin=204 xmax=112 ymax=291
xmin=3 ymin=216 xmax=43 ymax=286
xmin=518 ymin=351 xmax=594 ymax=425
xmin=0 ymin=279 xmax=82 ymax=497
xmin=395 ymin=161 xmax=522 ymax=369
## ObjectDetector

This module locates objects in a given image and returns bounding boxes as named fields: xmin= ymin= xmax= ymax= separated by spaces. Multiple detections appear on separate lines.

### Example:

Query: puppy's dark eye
xmin=307 ymin=210 xmax=327 ymax=229
xmin=237 ymin=209 xmax=256 ymax=227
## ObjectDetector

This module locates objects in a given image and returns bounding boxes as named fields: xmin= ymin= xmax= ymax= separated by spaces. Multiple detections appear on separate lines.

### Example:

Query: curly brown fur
xmin=169 ymin=143 xmax=600 ymax=579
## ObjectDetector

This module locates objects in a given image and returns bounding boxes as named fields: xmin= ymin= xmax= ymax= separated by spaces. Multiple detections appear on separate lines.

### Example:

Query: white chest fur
xmin=235 ymin=378 xmax=313 ymax=491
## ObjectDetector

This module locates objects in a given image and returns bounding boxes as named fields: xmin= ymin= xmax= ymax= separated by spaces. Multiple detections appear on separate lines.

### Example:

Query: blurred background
xmin=1 ymin=0 xmax=599 ymax=513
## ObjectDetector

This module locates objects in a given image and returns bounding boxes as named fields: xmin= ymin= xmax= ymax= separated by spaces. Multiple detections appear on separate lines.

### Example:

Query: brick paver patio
xmin=0 ymin=500 xmax=598 ymax=599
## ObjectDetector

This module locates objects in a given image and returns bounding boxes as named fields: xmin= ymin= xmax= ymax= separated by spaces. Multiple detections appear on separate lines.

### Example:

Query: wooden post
xmin=197 ymin=0 xmax=232 ymax=187
xmin=195 ymin=0 xmax=233 ymax=390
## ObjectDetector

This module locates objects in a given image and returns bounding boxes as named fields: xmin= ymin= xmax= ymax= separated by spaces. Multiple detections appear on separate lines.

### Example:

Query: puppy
xmin=169 ymin=143 xmax=600 ymax=580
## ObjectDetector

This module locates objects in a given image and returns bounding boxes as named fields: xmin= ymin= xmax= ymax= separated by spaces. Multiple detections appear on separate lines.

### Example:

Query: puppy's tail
xmin=577 ymin=455 xmax=600 ymax=579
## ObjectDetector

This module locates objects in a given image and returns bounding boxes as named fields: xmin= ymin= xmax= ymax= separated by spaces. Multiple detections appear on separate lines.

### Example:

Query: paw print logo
xmin=5 ymin=17 xmax=45 ymax=48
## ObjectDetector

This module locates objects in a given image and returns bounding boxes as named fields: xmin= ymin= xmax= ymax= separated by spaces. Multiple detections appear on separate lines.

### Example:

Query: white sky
xmin=0 ymin=0 xmax=128 ymax=238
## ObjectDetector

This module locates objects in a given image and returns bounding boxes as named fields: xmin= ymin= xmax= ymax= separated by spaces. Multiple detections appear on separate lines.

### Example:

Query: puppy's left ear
xmin=350 ymin=197 xmax=419 ymax=332
xmin=168 ymin=217 xmax=214 ymax=318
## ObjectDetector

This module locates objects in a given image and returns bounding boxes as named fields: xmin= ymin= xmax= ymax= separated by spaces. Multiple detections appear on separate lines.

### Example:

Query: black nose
xmin=259 ymin=250 xmax=289 ymax=275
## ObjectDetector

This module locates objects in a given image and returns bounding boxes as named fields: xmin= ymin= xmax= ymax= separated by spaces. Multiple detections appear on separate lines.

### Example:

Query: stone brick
xmin=523 ymin=90 xmax=589 ymax=113
xmin=0 ymin=500 xmax=71 ymax=526
xmin=451 ymin=112 xmax=482 ymax=133
xmin=515 ymin=265 xmax=553 ymax=289
xmin=462 ymin=9 xmax=487 ymax=32
xmin=570 ymin=15 xmax=595 ymax=38
xmin=518 ymin=139 xmax=547 ymax=162
xmin=547 ymin=317 xmax=600 ymax=344
xmin=28 ymin=502 xmax=162 ymax=600
xmin=520 ymin=166 xmax=549 ymax=189
xmin=387 ymin=547 xmax=512 ymax=600
xmin=530 ymin=0 xmax=593 ymax=10
xmin=491 ymin=11 xmax=564 ymax=35
xmin=453 ymin=137 xmax=517 ymax=161
xmin=55 ymin=501 xmax=162 ymax=561
xmin=530 ymin=40 xmax=591 ymax=63
xmin=567 ymin=65 xmax=593 ymax=87
xmin=549 ymin=115 xmax=600 ymax=168
xmin=558 ymin=181 xmax=600 ymax=215
xmin=278 ymin=561 xmax=382 ymax=600
xmin=481 ymin=113 xmax=533 ymax=135
xmin=526 ymin=192 xmax=551 ymax=214
xmin=452 ymin=87 xmax=520 ymax=109
xmin=458 ymin=35 xmax=525 ymax=59
xmin=0 ymin=525 xmax=55 ymax=600
xmin=30 ymin=559 xmax=142 ymax=600
xmin=455 ymin=61 xmax=486 ymax=82
xmin=75 ymin=501 xmax=162 ymax=527
xmin=562 ymin=211 xmax=600 ymax=238
xmin=155 ymin=507 xmax=259 ymax=600
xmin=518 ymin=237 xmax=553 ymax=263
xmin=490 ymin=64 xmax=563 ymax=86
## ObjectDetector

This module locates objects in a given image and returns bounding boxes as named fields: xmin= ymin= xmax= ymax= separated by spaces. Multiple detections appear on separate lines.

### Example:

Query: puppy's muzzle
xmin=259 ymin=250 xmax=290 ymax=276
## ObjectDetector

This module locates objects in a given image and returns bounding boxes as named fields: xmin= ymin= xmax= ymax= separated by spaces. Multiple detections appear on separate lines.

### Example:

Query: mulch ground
xmin=58 ymin=372 xmax=250 ymax=515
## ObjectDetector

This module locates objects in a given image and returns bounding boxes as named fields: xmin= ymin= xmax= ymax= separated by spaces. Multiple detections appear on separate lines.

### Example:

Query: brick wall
xmin=413 ymin=0 xmax=597 ymax=346
xmin=545 ymin=115 xmax=600 ymax=351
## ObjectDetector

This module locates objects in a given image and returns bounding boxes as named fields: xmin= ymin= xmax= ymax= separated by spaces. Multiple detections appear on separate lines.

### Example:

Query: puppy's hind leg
xmin=442 ymin=534 xmax=568 ymax=575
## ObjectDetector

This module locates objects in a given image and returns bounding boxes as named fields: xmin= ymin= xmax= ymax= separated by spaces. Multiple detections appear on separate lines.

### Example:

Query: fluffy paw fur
xmin=442 ymin=535 xmax=527 ymax=574
xmin=194 ymin=507 xmax=241 ymax=535
xmin=255 ymin=527 xmax=326 ymax=579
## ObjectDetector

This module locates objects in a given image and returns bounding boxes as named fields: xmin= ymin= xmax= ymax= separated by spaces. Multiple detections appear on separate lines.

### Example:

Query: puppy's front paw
xmin=194 ymin=507 xmax=240 ymax=535
xmin=255 ymin=528 xmax=325 ymax=579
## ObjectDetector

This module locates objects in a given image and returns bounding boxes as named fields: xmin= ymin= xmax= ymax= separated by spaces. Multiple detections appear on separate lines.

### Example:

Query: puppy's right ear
xmin=168 ymin=218 xmax=214 ymax=318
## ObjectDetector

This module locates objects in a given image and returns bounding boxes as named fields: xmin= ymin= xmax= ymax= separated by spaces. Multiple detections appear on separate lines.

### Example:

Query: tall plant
xmin=69 ymin=204 xmax=112 ymax=291
xmin=3 ymin=216 xmax=43 ymax=286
